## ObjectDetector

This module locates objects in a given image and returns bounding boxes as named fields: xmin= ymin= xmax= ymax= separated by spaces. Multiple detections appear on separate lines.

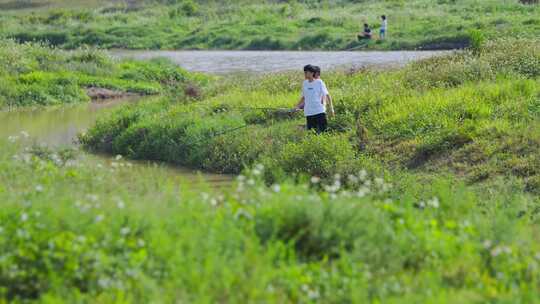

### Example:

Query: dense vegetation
xmin=82 ymin=38 xmax=540 ymax=193
xmin=2 ymin=135 xmax=540 ymax=302
xmin=0 ymin=0 xmax=539 ymax=50
xmin=0 ymin=40 xmax=208 ymax=108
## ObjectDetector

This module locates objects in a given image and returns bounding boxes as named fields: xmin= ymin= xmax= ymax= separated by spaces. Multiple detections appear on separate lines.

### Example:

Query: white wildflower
xmin=375 ymin=177 xmax=384 ymax=185
xmin=358 ymin=169 xmax=368 ymax=180
xmin=8 ymin=135 xmax=19 ymax=143
xmin=20 ymin=131 xmax=29 ymax=138
xmin=35 ymin=185 xmax=44 ymax=192
xmin=98 ymin=277 xmax=111 ymax=289
xmin=255 ymin=164 xmax=264 ymax=171
xmin=137 ymin=239 xmax=146 ymax=247
xmin=252 ymin=168 xmax=261 ymax=176
xmin=427 ymin=197 xmax=440 ymax=208
xmin=272 ymin=184 xmax=281 ymax=193
xmin=115 ymin=154 xmax=123 ymax=161
xmin=247 ymin=179 xmax=255 ymax=186
xmin=491 ymin=247 xmax=502 ymax=257
xmin=310 ymin=176 xmax=321 ymax=184
xmin=347 ymin=174 xmax=358 ymax=183
xmin=20 ymin=213 xmax=28 ymax=222
xmin=210 ymin=198 xmax=218 ymax=206
xmin=116 ymin=199 xmax=125 ymax=209
xmin=483 ymin=240 xmax=492 ymax=249
xmin=120 ymin=227 xmax=130 ymax=236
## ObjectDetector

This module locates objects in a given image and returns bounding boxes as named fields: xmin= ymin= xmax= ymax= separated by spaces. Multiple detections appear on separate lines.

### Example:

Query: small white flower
xmin=137 ymin=239 xmax=146 ymax=247
xmin=20 ymin=213 xmax=28 ymax=222
xmin=210 ymin=198 xmax=218 ymax=206
xmin=347 ymin=174 xmax=358 ymax=183
xmin=115 ymin=155 xmax=123 ymax=161
xmin=98 ymin=277 xmax=111 ymax=289
xmin=20 ymin=131 xmax=29 ymax=138
xmin=35 ymin=185 xmax=44 ymax=192
xmin=95 ymin=214 xmax=104 ymax=222
xmin=255 ymin=164 xmax=264 ymax=171
xmin=375 ymin=177 xmax=384 ymax=185
xmin=252 ymin=169 xmax=261 ymax=176
xmin=491 ymin=247 xmax=502 ymax=257
xmin=111 ymin=162 xmax=119 ymax=168
xmin=272 ymin=184 xmax=281 ymax=193
xmin=120 ymin=227 xmax=130 ymax=236
xmin=428 ymin=197 xmax=440 ymax=208
xmin=247 ymin=179 xmax=255 ymax=186
xmin=310 ymin=176 xmax=321 ymax=184
xmin=8 ymin=135 xmax=19 ymax=143
xmin=116 ymin=200 xmax=125 ymax=209
xmin=358 ymin=169 xmax=368 ymax=180
xmin=483 ymin=240 xmax=492 ymax=249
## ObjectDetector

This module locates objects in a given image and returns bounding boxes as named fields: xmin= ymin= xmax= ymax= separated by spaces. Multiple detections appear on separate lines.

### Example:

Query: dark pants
xmin=306 ymin=113 xmax=327 ymax=133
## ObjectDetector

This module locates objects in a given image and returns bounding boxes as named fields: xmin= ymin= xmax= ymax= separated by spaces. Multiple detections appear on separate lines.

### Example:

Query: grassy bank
xmin=0 ymin=0 xmax=539 ymax=50
xmin=0 ymin=40 xmax=208 ymax=108
xmin=3 ymin=136 xmax=540 ymax=302
xmin=81 ymin=39 xmax=540 ymax=192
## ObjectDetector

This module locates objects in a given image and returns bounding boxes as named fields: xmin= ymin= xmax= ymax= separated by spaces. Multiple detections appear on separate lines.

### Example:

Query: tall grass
xmin=0 ymin=40 xmax=209 ymax=108
xmin=82 ymin=38 xmax=540 ymax=192
xmin=3 ymin=134 xmax=540 ymax=302
xmin=0 ymin=0 xmax=539 ymax=50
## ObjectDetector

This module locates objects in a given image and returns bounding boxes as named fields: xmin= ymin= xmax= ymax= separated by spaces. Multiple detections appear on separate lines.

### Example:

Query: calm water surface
xmin=111 ymin=50 xmax=448 ymax=74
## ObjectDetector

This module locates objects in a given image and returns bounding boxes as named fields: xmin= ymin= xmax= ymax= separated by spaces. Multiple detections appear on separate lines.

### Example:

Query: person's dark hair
xmin=364 ymin=23 xmax=369 ymax=28
xmin=303 ymin=64 xmax=316 ymax=73
xmin=382 ymin=15 xmax=386 ymax=20
xmin=313 ymin=65 xmax=321 ymax=77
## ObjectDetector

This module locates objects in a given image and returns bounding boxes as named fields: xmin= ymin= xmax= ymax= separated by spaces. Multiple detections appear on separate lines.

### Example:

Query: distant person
xmin=294 ymin=65 xmax=328 ymax=133
xmin=313 ymin=65 xmax=335 ymax=118
xmin=358 ymin=23 xmax=372 ymax=41
xmin=380 ymin=15 xmax=387 ymax=39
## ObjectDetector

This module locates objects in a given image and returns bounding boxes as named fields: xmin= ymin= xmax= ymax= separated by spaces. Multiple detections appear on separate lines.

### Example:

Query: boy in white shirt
xmin=294 ymin=65 xmax=329 ymax=133
xmin=313 ymin=65 xmax=335 ymax=118
xmin=380 ymin=15 xmax=387 ymax=39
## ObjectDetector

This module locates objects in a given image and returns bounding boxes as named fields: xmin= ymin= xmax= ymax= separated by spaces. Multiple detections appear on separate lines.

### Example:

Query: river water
xmin=2 ymin=50 xmax=447 ymax=187
xmin=111 ymin=50 xmax=447 ymax=74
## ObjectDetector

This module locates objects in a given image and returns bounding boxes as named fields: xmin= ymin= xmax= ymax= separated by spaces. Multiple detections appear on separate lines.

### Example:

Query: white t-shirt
xmin=381 ymin=19 xmax=387 ymax=30
xmin=302 ymin=79 xmax=327 ymax=116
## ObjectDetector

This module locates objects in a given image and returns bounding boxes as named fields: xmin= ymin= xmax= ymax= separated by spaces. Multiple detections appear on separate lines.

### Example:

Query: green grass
xmin=3 ymin=135 xmax=540 ymax=302
xmin=81 ymin=38 xmax=540 ymax=192
xmin=0 ymin=0 xmax=539 ymax=50
xmin=0 ymin=40 xmax=209 ymax=108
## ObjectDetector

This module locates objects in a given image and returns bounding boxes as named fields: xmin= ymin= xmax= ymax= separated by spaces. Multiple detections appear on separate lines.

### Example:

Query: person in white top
xmin=294 ymin=64 xmax=329 ymax=133
xmin=313 ymin=65 xmax=335 ymax=118
xmin=380 ymin=15 xmax=387 ymax=40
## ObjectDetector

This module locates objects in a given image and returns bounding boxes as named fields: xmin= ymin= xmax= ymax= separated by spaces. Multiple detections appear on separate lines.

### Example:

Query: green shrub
xmin=262 ymin=133 xmax=359 ymax=181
